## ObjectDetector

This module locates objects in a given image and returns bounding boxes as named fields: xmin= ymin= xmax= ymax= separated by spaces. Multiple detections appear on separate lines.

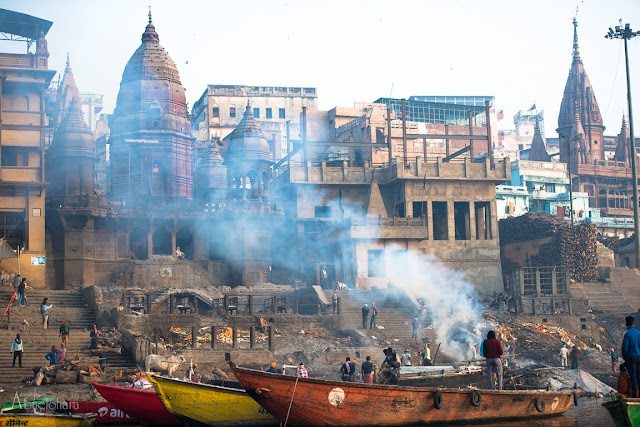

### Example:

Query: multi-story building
xmin=191 ymin=84 xmax=318 ymax=160
xmin=0 ymin=10 xmax=55 ymax=285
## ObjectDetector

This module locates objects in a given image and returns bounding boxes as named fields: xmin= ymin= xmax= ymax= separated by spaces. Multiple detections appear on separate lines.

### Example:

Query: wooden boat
xmin=0 ymin=397 xmax=55 ymax=412
xmin=230 ymin=362 xmax=579 ymax=426
xmin=92 ymin=382 xmax=180 ymax=425
xmin=603 ymin=397 xmax=640 ymax=427
xmin=0 ymin=413 xmax=95 ymax=427
xmin=148 ymin=375 xmax=276 ymax=426
xmin=66 ymin=400 xmax=135 ymax=424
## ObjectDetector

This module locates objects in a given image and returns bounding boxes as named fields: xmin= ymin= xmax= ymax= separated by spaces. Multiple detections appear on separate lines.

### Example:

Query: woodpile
xmin=499 ymin=212 xmax=599 ymax=282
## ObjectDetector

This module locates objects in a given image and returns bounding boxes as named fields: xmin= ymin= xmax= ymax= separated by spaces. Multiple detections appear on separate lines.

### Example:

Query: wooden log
xmin=55 ymin=370 xmax=78 ymax=384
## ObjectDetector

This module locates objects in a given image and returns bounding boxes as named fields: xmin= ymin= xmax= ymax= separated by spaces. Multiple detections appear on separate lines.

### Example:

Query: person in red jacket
xmin=483 ymin=330 xmax=504 ymax=390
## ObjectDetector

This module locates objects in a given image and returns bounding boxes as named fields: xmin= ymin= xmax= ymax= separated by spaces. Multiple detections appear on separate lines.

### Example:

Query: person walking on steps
xmin=369 ymin=302 xmax=378 ymax=329
xmin=59 ymin=320 xmax=70 ymax=348
xmin=41 ymin=298 xmax=52 ymax=329
xmin=361 ymin=304 xmax=370 ymax=329
xmin=11 ymin=334 xmax=23 ymax=368
xmin=17 ymin=278 xmax=29 ymax=306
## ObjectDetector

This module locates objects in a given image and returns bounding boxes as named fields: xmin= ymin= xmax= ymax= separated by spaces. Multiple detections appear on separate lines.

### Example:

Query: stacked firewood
xmin=499 ymin=213 xmax=599 ymax=282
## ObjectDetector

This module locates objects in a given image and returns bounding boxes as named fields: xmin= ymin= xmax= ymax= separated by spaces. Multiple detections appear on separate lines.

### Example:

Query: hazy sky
xmin=3 ymin=0 xmax=639 ymax=137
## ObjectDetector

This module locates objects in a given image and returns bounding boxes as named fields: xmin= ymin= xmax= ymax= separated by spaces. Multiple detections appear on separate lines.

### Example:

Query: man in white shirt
xmin=560 ymin=344 xmax=570 ymax=368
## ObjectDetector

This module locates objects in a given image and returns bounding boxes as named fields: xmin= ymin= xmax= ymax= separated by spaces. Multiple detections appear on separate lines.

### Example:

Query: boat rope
xmin=283 ymin=374 xmax=300 ymax=427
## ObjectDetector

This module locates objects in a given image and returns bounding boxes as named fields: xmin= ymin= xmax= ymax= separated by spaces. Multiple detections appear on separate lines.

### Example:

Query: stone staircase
xmin=570 ymin=281 xmax=634 ymax=314
xmin=330 ymin=289 xmax=437 ymax=351
xmin=0 ymin=289 xmax=134 ymax=383
xmin=609 ymin=267 xmax=640 ymax=312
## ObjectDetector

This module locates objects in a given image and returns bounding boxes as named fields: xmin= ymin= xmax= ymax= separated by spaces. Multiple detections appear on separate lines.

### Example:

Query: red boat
xmin=93 ymin=382 xmax=180 ymax=425
xmin=66 ymin=400 xmax=136 ymax=424
xmin=230 ymin=362 xmax=579 ymax=426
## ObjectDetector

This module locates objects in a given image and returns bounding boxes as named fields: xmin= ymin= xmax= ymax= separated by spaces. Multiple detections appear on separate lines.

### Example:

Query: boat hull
xmin=67 ymin=400 xmax=135 ymax=424
xmin=603 ymin=398 xmax=640 ymax=427
xmin=149 ymin=375 xmax=276 ymax=426
xmin=92 ymin=383 xmax=179 ymax=425
xmin=0 ymin=413 xmax=94 ymax=427
xmin=230 ymin=363 xmax=577 ymax=426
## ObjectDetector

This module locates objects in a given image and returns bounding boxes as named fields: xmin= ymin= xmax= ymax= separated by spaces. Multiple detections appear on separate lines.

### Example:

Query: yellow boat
xmin=0 ymin=413 xmax=95 ymax=427
xmin=149 ymin=375 xmax=276 ymax=426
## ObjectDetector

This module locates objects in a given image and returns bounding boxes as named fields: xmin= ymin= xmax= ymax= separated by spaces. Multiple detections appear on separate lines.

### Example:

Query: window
xmin=253 ymin=108 xmax=260 ymax=118
xmin=376 ymin=128 xmax=385 ymax=144
xmin=314 ymin=206 xmax=332 ymax=218
xmin=454 ymin=202 xmax=470 ymax=240
xmin=546 ymin=183 xmax=556 ymax=193
xmin=432 ymin=201 xmax=448 ymax=240
xmin=368 ymin=250 xmax=385 ymax=277
xmin=212 ymin=107 xmax=219 ymax=118
xmin=229 ymin=107 xmax=236 ymax=118
xmin=1 ymin=147 xmax=18 ymax=166
xmin=266 ymin=108 xmax=272 ymax=119
xmin=475 ymin=202 xmax=492 ymax=240
xmin=413 ymin=202 xmax=427 ymax=219
xmin=279 ymin=108 xmax=286 ymax=119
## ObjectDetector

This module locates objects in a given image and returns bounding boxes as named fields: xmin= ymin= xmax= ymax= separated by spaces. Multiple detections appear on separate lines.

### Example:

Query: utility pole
xmin=606 ymin=22 xmax=640 ymax=267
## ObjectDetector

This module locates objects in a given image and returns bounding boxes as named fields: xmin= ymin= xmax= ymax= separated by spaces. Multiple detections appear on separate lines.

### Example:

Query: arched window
xmin=247 ymin=171 xmax=258 ymax=190
xmin=231 ymin=177 xmax=236 ymax=189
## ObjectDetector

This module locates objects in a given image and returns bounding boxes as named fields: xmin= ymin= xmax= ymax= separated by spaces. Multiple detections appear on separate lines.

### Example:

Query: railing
xmin=503 ymin=266 xmax=571 ymax=315
xmin=350 ymin=216 xmax=426 ymax=227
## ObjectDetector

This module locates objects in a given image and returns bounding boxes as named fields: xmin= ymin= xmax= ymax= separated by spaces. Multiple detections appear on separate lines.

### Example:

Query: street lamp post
xmin=606 ymin=22 xmax=640 ymax=267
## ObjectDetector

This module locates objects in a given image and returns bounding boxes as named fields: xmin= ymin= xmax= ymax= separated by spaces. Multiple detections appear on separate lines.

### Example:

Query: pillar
xmin=171 ymin=220 xmax=177 ymax=258
xmin=427 ymin=201 xmax=434 ymax=240
xmin=211 ymin=326 xmax=216 ymax=349
xmin=447 ymin=200 xmax=455 ymax=240
xmin=250 ymin=326 xmax=255 ymax=349
xmin=268 ymin=325 xmax=274 ymax=351
xmin=469 ymin=201 xmax=476 ymax=241
xmin=191 ymin=326 xmax=197 ymax=349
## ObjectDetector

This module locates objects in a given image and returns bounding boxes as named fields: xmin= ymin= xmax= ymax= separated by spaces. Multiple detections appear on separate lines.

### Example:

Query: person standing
xmin=40 ymin=298 xmax=52 ymax=329
xmin=10 ymin=334 xmax=23 ymax=368
xmin=400 ymin=349 xmax=412 ymax=366
xmin=611 ymin=348 xmax=620 ymax=373
xmin=369 ymin=302 xmax=378 ymax=329
xmin=361 ymin=304 xmax=370 ymax=329
xmin=560 ymin=344 xmax=569 ymax=369
xmin=320 ymin=266 xmax=328 ymax=289
xmin=362 ymin=356 xmax=374 ymax=384
xmin=622 ymin=315 xmax=640 ymax=397
xmin=332 ymin=290 xmax=338 ymax=315
xmin=297 ymin=362 xmax=308 ymax=378
xmin=482 ymin=330 xmax=503 ymax=390
xmin=59 ymin=320 xmax=70 ymax=348
xmin=340 ymin=357 xmax=354 ymax=381
xmin=17 ymin=278 xmax=29 ymax=306
xmin=411 ymin=317 xmax=419 ymax=344
xmin=58 ymin=342 xmax=66 ymax=365
xmin=44 ymin=346 xmax=58 ymax=366
xmin=90 ymin=324 xmax=100 ymax=349
xmin=569 ymin=345 xmax=583 ymax=370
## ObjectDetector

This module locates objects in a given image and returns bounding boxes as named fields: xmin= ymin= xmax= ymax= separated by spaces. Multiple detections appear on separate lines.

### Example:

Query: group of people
xmin=559 ymin=343 xmax=583 ymax=370
xmin=8 ymin=322 xmax=69 ymax=369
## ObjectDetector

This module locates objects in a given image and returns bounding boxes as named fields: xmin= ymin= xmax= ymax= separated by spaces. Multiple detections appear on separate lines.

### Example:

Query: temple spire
xmin=65 ymin=53 xmax=71 ymax=72
xmin=572 ymin=18 xmax=581 ymax=62
xmin=148 ymin=6 xmax=152 ymax=24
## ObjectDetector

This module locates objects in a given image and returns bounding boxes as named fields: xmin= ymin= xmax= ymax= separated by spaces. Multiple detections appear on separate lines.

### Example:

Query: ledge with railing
xmin=503 ymin=266 xmax=572 ymax=315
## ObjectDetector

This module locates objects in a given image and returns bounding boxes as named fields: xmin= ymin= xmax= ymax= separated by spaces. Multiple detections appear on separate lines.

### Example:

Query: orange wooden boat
xmin=230 ymin=362 xmax=579 ymax=426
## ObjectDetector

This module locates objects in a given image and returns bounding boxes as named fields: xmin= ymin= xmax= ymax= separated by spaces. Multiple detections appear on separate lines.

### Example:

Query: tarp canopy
xmin=0 ymin=238 xmax=17 ymax=258
xmin=0 ymin=9 xmax=52 ymax=40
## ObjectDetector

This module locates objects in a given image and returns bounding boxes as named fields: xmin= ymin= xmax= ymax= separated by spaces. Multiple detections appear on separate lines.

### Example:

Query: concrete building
xmin=0 ymin=10 xmax=55 ymax=285
xmin=495 ymin=185 xmax=529 ymax=219
xmin=510 ymin=160 xmax=594 ymax=220
xmin=191 ymin=84 xmax=317 ymax=160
